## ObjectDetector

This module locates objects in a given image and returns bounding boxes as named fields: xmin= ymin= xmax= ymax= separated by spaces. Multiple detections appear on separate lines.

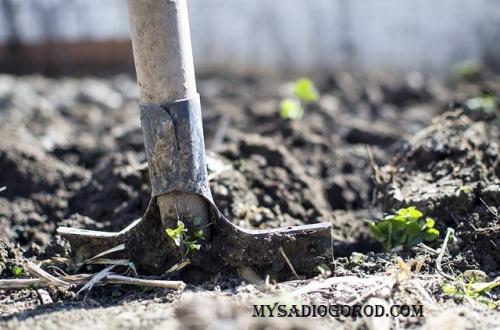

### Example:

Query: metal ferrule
xmin=139 ymin=94 xmax=213 ymax=203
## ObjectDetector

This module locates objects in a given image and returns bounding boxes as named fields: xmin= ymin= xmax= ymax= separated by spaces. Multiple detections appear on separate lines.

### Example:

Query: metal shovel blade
xmin=57 ymin=96 xmax=333 ymax=278
xmin=57 ymin=196 xmax=333 ymax=278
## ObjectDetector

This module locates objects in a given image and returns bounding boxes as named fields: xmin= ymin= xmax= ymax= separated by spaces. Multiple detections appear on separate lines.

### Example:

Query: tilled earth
xmin=0 ymin=71 xmax=498 ymax=329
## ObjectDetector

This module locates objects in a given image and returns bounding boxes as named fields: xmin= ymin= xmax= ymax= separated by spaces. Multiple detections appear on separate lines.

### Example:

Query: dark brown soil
xmin=0 ymin=71 xmax=498 ymax=328
xmin=379 ymin=115 xmax=499 ymax=273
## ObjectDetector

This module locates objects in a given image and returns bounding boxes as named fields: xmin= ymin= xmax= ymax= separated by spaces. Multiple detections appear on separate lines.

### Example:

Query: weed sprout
xmin=279 ymin=78 xmax=319 ymax=120
xmin=369 ymin=206 xmax=440 ymax=251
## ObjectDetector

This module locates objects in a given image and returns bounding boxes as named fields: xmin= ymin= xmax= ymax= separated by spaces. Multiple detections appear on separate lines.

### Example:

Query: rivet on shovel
xmin=57 ymin=0 xmax=333 ymax=278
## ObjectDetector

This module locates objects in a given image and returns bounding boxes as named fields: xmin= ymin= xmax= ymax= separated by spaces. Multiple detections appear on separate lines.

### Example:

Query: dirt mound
xmin=68 ymin=152 xmax=150 ymax=231
xmin=379 ymin=114 xmax=499 ymax=272
xmin=214 ymin=131 xmax=332 ymax=226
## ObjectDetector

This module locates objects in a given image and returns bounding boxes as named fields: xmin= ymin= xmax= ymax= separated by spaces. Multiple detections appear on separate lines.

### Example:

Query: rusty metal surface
xmin=59 ymin=197 xmax=333 ymax=278
xmin=140 ymin=95 xmax=213 ymax=201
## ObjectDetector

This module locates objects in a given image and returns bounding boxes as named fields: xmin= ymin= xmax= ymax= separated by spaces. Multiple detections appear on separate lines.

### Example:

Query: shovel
xmin=57 ymin=0 xmax=332 ymax=279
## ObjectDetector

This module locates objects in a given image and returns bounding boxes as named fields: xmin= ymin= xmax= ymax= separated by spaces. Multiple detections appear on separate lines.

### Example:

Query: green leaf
xmin=398 ymin=206 xmax=422 ymax=220
xmin=176 ymin=221 xmax=185 ymax=233
xmin=408 ymin=208 xmax=423 ymax=220
xmin=279 ymin=98 xmax=304 ymax=120
xmin=392 ymin=231 xmax=407 ymax=247
xmin=408 ymin=234 xmax=423 ymax=246
xmin=165 ymin=221 xmax=186 ymax=247
xmin=405 ymin=220 xmax=421 ymax=236
xmin=424 ymin=228 xmax=440 ymax=241
xmin=165 ymin=228 xmax=176 ymax=239
xmin=370 ymin=207 xmax=440 ymax=250
xmin=442 ymin=283 xmax=459 ymax=295
xmin=369 ymin=222 xmax=384 ymax=241
xmin=376 ymin=221 xmax=391 ymax=241
xmin=392 ymin=218 xmax=407 ymax=230
xmin=392 ymin=215 xmax=407 ymax=223
xmin=465 ymin=95 xmax=497 ymax=113
xmin=193 ymin=229 xmax=205 ymax=239
xmin=11 ymin=265 xmax=24 ymax=278
xmin=293 ymin=78 xmax=319 ymax=103
xmin=186 ymin=240 xmax=201 ymax=252
xmin=424 ymin=217 xmax=435 ymax=229
xmin=454 ymin=60 xmax=481 ymax=79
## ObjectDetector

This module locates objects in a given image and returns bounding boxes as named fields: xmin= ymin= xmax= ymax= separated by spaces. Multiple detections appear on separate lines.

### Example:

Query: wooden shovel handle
xmin=128 ymin=0 xmax=197 ymax=102
xmin=128 ymin=0 xmax=209 ymax=229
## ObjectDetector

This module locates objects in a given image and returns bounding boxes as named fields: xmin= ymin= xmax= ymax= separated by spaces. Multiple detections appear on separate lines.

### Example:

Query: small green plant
xmin=279 ymin=98 xmax=304 ymax=120
xmin=279 ymin=78 xmax=319 ymax=120
xmin=369 ymin=206 xmax=440 ymax=251
xmin=442 ymin=273 xmax=499 ymax=308
xmin=293 ymin=78 xmax=319 ymax=103
xmin=165 ymin=219 xmax=204 ymax=258
xmin=454 ymin=59 xmax=481 ymax=79
xmin=464 ymin=95 xmax=497 ymax=114
xmin=11 ymin=265 xmax=24 ymax=278
xmin=166 ymin=221 xmax=186 ymax=246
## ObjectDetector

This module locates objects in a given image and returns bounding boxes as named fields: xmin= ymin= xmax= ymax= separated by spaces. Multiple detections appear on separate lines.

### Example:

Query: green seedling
xmin=369 ymin=206 xmax=440 ymax=251
xmin=279 ymin=98 xmax=304 ymax=120
xmin=279 ymin=78 xmax=319 ymax=120
xmin=454 ymin=60 xmax=481 ymax=79
xmin=11 ymin=265 xmax=24 ymax=278
xmin=165 ymin=221 xmax=186 ymax=247
xmin=464 ymin=95 xmax=497 ymax=114
xmin=293 ymin=78 xmax=319 ymax=103
xmin=184 ymin=240 xmax=201 ymax=252
xmin=442 ymin=273 xmax=499 ymax=308
xmin=165 ymin=220 xmax=205 ymax=258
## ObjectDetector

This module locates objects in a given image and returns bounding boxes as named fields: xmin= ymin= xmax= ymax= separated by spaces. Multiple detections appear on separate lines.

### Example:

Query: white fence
xmin=1 ymin=0 xmax=499 ymax=73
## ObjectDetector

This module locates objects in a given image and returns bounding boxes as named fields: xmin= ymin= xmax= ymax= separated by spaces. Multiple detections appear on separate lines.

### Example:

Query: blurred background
xmin=0 ymin=0 xmax=499 ymax=76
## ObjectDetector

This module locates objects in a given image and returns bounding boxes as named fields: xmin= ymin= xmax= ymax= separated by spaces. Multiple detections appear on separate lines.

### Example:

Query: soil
xmin=0 ymin=71 xmax=498 ymax=329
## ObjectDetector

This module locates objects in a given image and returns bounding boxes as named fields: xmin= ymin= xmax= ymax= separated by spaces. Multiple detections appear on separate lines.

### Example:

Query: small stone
xmin=37 ymin=289 xmax=53 ymax=305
